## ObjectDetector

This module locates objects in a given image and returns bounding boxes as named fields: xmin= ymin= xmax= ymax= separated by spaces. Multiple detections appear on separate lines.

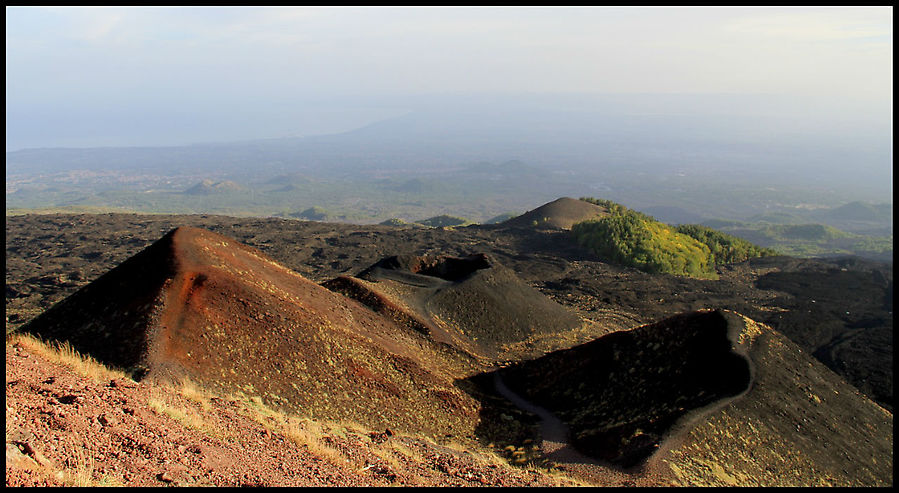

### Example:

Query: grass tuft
xmin=147 ymin=390 xmax=221 ymax=439
xmin=6 ymin=333 xmax=128 ymax=382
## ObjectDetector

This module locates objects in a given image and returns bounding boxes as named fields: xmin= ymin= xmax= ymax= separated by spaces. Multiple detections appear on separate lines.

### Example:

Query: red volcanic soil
xmin=502 ymin=197 xmax=609 ymax=230
xmin=6 ymin=339 xmax=586 ymax=487
xmin=5 ymin=213 xmax=893 ymax=486
xmin=19 ymin=227 xmax=483 ymax=440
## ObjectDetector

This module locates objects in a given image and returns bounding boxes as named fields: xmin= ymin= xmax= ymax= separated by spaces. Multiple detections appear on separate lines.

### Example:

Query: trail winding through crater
xmin=493 ymin=373 xmax=605 ymax=468
xmin=492 ymin=372 xmax=668 ymax=486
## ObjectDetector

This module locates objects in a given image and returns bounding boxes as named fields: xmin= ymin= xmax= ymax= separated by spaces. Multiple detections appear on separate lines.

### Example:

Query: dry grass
xmin=6 ymin=333 xmax=129 ymax=383
xmin=282 ymin=417 xmax=352 ymax=469
xmin=9 ymin=443 xmax=124 ymax=487
xmin=147 ymin=390 xmax=222 ymax=439
xmin=366 ymin=440 xmax=407 ymax=477
xmin=65 ymin=446 xmax=100 ymax=487
xmin=229 ymin=394 xmax=360 ymax=473
xmin=530 ymin=461 xmax=594 ymax=487
xmin=176 ymin=377 xmax=214 ymax=411
xmin=4 ymin=335 xmax=585 ymax=486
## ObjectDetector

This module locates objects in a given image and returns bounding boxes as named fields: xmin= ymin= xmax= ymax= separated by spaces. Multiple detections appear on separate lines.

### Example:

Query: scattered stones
xmin=14 ymin=441 xmax=52 ymax=468
xmin=109 ymin=378 xmax=137 ymax=389
xmin=57 ymin=394 xmax=81 ymax=405
xmin=367 ymin=429 xmax=393 ymax=444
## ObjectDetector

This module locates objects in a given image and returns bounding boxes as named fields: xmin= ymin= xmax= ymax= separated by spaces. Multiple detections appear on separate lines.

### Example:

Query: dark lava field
xmin=5 ymin=212 xmax=893 ymax=412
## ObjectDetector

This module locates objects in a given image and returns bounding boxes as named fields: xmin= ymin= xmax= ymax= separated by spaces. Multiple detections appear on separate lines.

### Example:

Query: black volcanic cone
xmin=20 ymin=230 xmax=179 ymax=373
xmin=348 ymin=252 xmax=583 ymax=357
xmin=501 ymin=197 xmax=609 ymax=230
xmin=499 ymin=309 xmax=753 ymax=469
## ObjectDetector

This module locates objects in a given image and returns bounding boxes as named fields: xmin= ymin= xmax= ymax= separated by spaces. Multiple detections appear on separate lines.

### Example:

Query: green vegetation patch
xmin=573 ymin=198 xmax=777 ymax=279
xmin=675 ymin=224 xmax=777 ymax=265
xmin=759 ymin=223 xmax=851 ymax=241
xmin=579 ymin=197 xmax=627 ymax=216
xmin=572 ymin=202 xmax=717 ymax=279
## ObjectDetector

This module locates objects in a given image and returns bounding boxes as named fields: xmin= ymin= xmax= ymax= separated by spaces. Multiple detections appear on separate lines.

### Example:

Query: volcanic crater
xmin=326 ymin=252 xmax=585 ymax=361
xmin=491 ymin=309 xmax=753 ymax=469
xmin=7 ymin=211 xmax=893 ymax=487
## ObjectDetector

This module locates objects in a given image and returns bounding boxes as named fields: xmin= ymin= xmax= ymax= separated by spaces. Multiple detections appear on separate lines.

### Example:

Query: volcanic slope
xmin=19 ymin=227 xmax=484 ymax=439
xmin=494 ymin=309 xmax=892 ymax=486
xmin=323 ymin=253 xmax=587 ymax=362
xmin=501 ymin=196 xmax=609 ymax=230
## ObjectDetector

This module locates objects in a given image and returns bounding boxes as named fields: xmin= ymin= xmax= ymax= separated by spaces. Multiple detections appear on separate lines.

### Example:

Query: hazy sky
xmin=5 ymin=6 xmax=893 ymax=150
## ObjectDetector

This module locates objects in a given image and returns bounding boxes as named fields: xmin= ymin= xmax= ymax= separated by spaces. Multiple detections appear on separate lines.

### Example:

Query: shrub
xmin=572 ymin=211 xmax=716 ymax=278
xmin=675 ymin=224 xmax=776 ymax=264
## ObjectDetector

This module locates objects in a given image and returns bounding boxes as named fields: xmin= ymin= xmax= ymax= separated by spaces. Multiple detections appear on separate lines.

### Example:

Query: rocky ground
xmin=7 ymin=335 xmax=606 ymax=487
xmin=4 ymin=212 xmax=893 ymax=486
xmin=6 ymin=213 xmax=892 ymax=410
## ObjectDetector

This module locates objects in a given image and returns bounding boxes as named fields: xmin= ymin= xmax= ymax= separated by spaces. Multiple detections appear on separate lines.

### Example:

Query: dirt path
xmin=492 ymin=373 xmax=650 ymax=486
xmin=492 ymin=373 xmax=570 ymax=456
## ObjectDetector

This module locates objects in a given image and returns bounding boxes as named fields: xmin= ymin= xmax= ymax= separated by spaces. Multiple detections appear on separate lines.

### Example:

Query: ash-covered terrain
xmin=6 ymin=207 xmax=892 ymax=411
xmin=5 ymin=201 xmax=893 ymax=486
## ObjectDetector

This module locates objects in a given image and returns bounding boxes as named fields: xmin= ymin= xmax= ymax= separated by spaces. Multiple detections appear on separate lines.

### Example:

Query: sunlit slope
xmin=498 ymin=309 xmax=892 ymax=486
xmin=325 ymin=253 xmax=587 ymax=361
xmin=502 ymin=197 xmax=609 ymax=230
xmin=658 ymin=312 xmax=892 ymax=486
xmin=20 ymin=227 xmax=482 ymax=438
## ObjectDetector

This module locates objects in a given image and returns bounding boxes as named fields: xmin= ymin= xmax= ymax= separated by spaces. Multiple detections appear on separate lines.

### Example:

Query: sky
xmin=5 ymin=6 xmax=893 ymax=151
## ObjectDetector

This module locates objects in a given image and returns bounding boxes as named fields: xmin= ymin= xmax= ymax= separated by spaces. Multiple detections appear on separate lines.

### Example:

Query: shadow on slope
xmin=459 ymin=310 xmax=753 ymax=470
xmin=19 ymin=227 xmax=482 ymax=439
xmin=324 ymin=253 xmax=584 ymax=361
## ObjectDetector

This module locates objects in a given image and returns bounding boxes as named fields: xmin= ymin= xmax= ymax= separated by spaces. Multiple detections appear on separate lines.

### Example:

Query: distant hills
xmin=183 ymin=179 xmax=243 ymax=195
xmin=502 ymin=197 xmax=609 ymax=230
xmin=4 ymin=125 xmax=891 ymax=263
xmin=7 ymin=94 xmax=890 ymax=222
xmin=415 ymin=215 xmax=473 ymax=228
xmin=290 ymin=206 xmax=330 ymax=221
xmin=700 ymin=219 xmax=892 ymax=262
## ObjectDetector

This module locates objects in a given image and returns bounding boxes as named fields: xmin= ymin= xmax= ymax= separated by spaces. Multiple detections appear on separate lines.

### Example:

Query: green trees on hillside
xmin=675 ymin=224 xmax=777 ymax=264
xmin=579 ymin=197 xmax=627 ymax=216
xmin=572 ymin=198 xmax=774 ymax=279
xmin=379 ymin=218 xmax=409 ymax=226
xmin=572 ymin=214 xmax=716 ymax=278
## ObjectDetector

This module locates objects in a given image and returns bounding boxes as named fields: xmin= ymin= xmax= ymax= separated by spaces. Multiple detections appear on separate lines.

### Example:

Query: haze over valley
xmin=8 ymin=92 xmax=892 ymax=261
xmin=6 ymin=6 xmax=892 ymax=487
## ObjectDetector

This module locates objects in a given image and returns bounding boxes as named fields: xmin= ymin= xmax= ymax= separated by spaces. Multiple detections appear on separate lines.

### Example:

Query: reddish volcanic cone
xmin=21 ymin=227 xmax=480 ymax=437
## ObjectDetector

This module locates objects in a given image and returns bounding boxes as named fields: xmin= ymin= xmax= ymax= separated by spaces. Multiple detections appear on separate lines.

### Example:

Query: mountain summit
xmin=502 ymin=197 xmax=609 ymax=230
